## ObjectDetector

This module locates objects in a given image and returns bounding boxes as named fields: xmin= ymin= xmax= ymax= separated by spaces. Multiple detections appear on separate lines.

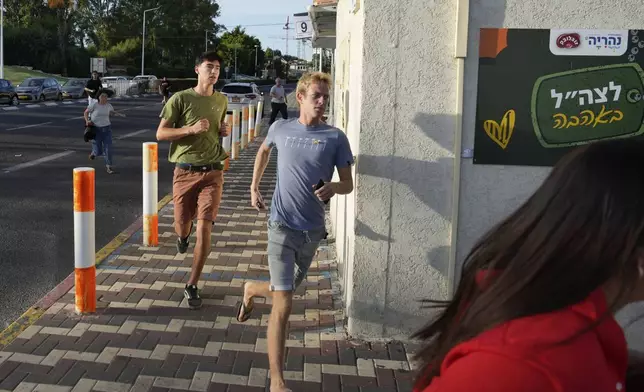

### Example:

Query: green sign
xmin=531 ymin=63 xmax=644 ymax=148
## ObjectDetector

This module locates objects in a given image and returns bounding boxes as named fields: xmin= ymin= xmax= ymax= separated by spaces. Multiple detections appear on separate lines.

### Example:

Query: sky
xmin=216 ymin=0 xmax=313 ymax=60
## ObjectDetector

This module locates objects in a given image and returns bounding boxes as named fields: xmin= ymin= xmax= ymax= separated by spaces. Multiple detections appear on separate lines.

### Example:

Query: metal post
xmin=255 ymin=45 xmax=258 ymax=77
xmin=1 ymin=0 xmax=4 ymax=80
xmin=141 ymin=12 xmax=146 ymax=76
xmin=141 ymin=7 xmax=160 ymax=76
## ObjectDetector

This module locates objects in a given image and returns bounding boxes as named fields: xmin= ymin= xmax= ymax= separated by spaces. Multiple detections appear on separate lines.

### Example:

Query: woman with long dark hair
xmin=412 ymin=139 xmax=644 ymax=391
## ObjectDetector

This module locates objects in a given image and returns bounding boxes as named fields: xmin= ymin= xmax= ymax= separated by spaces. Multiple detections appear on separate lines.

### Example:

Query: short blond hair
xmin=296 ymin=72 xmax=332 ymax=96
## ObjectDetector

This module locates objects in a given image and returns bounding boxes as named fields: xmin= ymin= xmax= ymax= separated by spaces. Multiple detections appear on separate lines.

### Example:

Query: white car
xmin=220 ymin=83 xmax=264 ymax=116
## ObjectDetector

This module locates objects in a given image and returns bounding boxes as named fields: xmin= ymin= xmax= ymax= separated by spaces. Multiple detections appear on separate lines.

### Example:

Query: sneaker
xmin=106 ymin=166 xmax=115 ymax=174
xmin=89 ymin=154 xmax=95 ymax=160
xmin=176 ymin=222 xmax=193 ymax=254
xmin=184 ymin=284 xmax=202 ymax=310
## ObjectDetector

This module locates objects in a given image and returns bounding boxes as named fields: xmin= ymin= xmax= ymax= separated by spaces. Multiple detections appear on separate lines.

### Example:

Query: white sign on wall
xmin=549 ymin=29 xmax=629 ymax=57
xmin=293 ymin=14 xmax=313 ymax=39
xmin=90 ymin=57 xmax=106 ymax=73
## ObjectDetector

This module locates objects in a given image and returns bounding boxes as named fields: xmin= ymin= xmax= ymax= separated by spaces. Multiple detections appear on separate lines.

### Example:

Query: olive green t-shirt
xmin=159 ymin=88 xmax=228 ymax=165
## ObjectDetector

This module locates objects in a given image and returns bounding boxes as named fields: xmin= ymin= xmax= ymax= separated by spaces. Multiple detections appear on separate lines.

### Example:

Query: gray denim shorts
xmin=267 ymin=220 xmax=327 ymax=291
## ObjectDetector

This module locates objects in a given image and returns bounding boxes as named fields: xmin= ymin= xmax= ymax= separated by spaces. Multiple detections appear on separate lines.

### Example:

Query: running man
xmin=156 ymin=52 xmax=231 ymax=310
xmin=269 ymin=77 xmax=288 ymax=124
xmin=239 ymin=72 xmax=355 ymax=392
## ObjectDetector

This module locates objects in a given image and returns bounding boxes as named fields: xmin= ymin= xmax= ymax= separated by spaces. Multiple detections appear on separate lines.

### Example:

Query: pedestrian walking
xmin=84 ymin=92 xmax=125 ymax=174
xmin=159 ymin=76 xmax=171 ymax=104
xmin=238 ymin=72 xmax=354 ymax=392
xmin=84 ymin=71 xmax=102 ymax=107
xmin=269 ymin=77 xmax=288 ymax=124
xmin=156 ymin=51 xmax=231 ymax=310
xmin=411 ymin=139 xmax=644 ymax=392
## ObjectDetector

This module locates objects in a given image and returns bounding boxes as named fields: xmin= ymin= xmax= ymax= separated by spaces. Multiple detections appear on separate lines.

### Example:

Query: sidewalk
xmin=0 ymin=114 xmax=417 ymax=391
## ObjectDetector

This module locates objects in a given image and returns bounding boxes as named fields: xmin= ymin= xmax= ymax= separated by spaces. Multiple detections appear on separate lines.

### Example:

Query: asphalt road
xmin=0 ymin=95 xmax=175 ymax=328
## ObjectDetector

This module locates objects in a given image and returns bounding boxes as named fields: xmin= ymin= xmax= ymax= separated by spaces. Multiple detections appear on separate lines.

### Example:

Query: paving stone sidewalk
xmin=0 ymin=116 xmax=417 ymax=392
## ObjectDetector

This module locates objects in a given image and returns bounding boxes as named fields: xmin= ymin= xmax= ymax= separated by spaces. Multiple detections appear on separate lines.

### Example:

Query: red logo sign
xmin=556 ymin=33 xmax=581 ymax=49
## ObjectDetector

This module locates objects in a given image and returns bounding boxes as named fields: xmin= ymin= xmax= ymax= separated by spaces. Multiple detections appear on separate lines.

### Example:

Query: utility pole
xmin=141 ymin=6 xmax=160 ymax=76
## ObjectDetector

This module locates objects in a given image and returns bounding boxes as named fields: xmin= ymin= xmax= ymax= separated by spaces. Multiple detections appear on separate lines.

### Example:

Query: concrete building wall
xmin=332 ymin=0 xmax=644 ymax=342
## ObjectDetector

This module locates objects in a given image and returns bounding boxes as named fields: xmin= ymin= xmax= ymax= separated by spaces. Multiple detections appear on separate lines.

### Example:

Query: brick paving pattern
xmin=0 ymin=120 xmax=417 ymax=391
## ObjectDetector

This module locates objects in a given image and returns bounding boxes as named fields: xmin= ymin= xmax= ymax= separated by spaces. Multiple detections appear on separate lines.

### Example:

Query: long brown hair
xmin=412 ymin=139 xmax=644 ymax=388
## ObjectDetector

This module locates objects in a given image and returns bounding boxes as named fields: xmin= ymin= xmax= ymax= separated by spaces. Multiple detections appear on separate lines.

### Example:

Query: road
xmin=0 ymin=95 xmax=175 ymax=328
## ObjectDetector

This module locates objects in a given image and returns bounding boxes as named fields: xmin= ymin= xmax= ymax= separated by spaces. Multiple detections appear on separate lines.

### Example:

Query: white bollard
xmin=232 ymin=109 xmax=240 ymax=160
xmin=223 ymin=112 xmax=232 ymax=171
xmin=256 ymin=100 xmax=264 ymax=136
xmin=249 ymin=103 xmax=256 ymax=142
xmin=142 ymin=142 xmax=158 ymax=246
xmin=241 ymin=104 xmax=249 ymax=150
xmin=73 ymin=167 xmax=96 ymax=314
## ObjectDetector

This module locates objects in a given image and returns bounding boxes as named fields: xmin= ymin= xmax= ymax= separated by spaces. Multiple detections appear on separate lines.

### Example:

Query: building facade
xmin=308 ymin=0 xmax=644 ymax=350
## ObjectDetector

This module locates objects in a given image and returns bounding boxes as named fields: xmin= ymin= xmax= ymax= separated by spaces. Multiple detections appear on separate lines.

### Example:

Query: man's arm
xmin=156 ymin=118 xmax=203 ymax=141
xmin=251 ymin=143 xmax=272 ymax=191
xmin=314 ymin=167 xmax=353 ymax=202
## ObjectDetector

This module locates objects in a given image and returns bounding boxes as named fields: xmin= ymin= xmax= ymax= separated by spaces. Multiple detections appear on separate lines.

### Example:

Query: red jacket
xmin=414 ymin=289 xmax=628 ymax=392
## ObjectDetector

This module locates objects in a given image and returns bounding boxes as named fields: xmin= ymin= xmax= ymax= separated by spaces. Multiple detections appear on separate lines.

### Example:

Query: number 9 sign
xmin=293 ymin=15 xmax=313 ymax=39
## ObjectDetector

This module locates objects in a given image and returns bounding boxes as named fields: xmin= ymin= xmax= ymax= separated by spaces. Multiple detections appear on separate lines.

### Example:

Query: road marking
xmin=26 ymin=104 xmax=40 ymax=108
xmin=65 ymin=116 xmax=84 ymax=121
xmin=63 ymin=101 xmax=73 ymax=105
xmin=44 ymin=102 xmax=57 ymax=107
xmin=3 ymin=151 xmax=74 ymax=173
xmin=117 ymin=129 xmax=151 ymax=140
xmin=6 ymin=122 xmax=52 ymax=131
xmin=2 ymin=107 xmax=18 ymax=111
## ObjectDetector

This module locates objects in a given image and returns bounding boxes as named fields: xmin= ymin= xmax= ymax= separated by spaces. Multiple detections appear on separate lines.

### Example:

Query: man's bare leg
xmin=268 ymin=291 xmax=293 ymax=392
xmin=188 ymin=219 xmax=212 ymax=285
xmin=175 ymin=221 xmax=192 ymax=239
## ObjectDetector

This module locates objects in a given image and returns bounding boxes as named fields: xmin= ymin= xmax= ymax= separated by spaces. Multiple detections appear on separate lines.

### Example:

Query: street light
xmin=141 ymin=6 xmax=160 ymax=76
xmin=1 ymin=0 xmax=5 ymax=79
xmin=205 ymin=30 xmax=217 ymax=52
xmin=229 ymin=43 xmax=242 ymax=81
xmin=254 ymin=45 xmax=258 ymax=78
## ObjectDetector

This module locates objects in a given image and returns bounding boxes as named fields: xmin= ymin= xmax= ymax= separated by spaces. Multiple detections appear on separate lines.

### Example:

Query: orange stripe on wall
xmin=73 ymin=170 xmax=95 ymax=212
xmin=74 ymin=266 xmax=96 ymax=313
xmin=479 ymin=28 xmax=508 ymax=59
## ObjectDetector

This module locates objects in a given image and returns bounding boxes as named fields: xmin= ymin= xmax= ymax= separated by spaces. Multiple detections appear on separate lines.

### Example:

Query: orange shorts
xmin=172 ymin=167 xmax=224 ymax=224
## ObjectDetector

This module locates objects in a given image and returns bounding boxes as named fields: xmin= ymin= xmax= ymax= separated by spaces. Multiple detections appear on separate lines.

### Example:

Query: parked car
xmin=221 ymin=82 xmax=264 ymax=117
xmin=0 ymin=79 xmax=19 ymax=105
xmin=61 ymin=78 xmax=88 ymax=99
xmin=15 ymin=77 xmax=63 ymax=102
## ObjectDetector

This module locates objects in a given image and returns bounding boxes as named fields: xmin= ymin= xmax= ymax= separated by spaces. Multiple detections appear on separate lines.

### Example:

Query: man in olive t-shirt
xmin=156 ymin=52 xmax=231 ymax=310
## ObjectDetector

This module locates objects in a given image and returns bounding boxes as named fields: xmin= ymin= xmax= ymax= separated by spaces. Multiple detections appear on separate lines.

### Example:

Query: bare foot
xmin=270 ymin=383 xmax=292 ymax=392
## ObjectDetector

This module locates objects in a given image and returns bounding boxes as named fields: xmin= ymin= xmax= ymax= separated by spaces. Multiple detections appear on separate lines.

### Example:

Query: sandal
xmin=236 ymin=298 xmax=254 ymax=322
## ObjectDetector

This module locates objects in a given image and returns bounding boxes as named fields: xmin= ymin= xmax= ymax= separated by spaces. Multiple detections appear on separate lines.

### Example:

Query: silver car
xmin=61 ymin=78 xmax=89 ymax=99
xmin=16 ymin=77 xmax=63 ymax=102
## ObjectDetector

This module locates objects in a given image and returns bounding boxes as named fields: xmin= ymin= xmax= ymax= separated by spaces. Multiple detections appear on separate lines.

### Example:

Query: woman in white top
xmin=84 ymin=92 xmax=125 ymax=174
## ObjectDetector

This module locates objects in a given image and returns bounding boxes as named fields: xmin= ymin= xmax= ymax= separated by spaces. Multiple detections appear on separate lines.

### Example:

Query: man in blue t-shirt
xmin=238 ymin=72 xmax=354 ymax=392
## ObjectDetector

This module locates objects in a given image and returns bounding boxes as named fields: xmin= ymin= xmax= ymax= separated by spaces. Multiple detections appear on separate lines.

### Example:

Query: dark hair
xmin=196 ymin=51 xmax=223 ymax=66
xmin=412 ymin=139 xmax=644 ymax=389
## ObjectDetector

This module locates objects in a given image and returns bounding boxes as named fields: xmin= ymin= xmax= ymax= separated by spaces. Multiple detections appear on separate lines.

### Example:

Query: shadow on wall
xmin=355 ymin=113 xmax=456 ymax=280
xmin=348 ymin=298 xmax=435 ymax=338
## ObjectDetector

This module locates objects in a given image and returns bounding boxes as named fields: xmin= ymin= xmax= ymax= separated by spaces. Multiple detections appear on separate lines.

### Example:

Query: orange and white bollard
xmin=241 ymin=104 xmax=249 ymax=150
xmin=255 ymin=100 xmax=264 ymax=136
xmin=142 ymin=142 xmax=158 ymax=246
xmin=232 ymin=109 xmax=240 ymax=160
xmin=249 ymin=103 xmax=256 ymax=142
xmin=223 ymin=112 xmax=232 ymax=171
xmin=73 ymin=167 xmax=96 ymax=314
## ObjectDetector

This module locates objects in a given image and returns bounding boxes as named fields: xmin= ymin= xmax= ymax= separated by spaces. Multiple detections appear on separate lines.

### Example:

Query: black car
xmin=0 ymin=79 xmax=19 ymax=106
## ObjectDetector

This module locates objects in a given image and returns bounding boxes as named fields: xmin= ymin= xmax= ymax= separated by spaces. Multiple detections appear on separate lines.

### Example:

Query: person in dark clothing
xmin=84 ymin=71 xmax=102 ymax=107
xmin=159 ymin=77 xmax=171 ymax=104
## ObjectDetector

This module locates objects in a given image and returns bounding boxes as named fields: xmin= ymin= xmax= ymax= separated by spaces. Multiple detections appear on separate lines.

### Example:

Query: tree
xmin=219 ymin=26 xmax=264 ymax=78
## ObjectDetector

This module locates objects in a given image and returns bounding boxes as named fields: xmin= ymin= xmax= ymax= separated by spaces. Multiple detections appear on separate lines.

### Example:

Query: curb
xmin=0 ymin=194 xmax=174 ymax=350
